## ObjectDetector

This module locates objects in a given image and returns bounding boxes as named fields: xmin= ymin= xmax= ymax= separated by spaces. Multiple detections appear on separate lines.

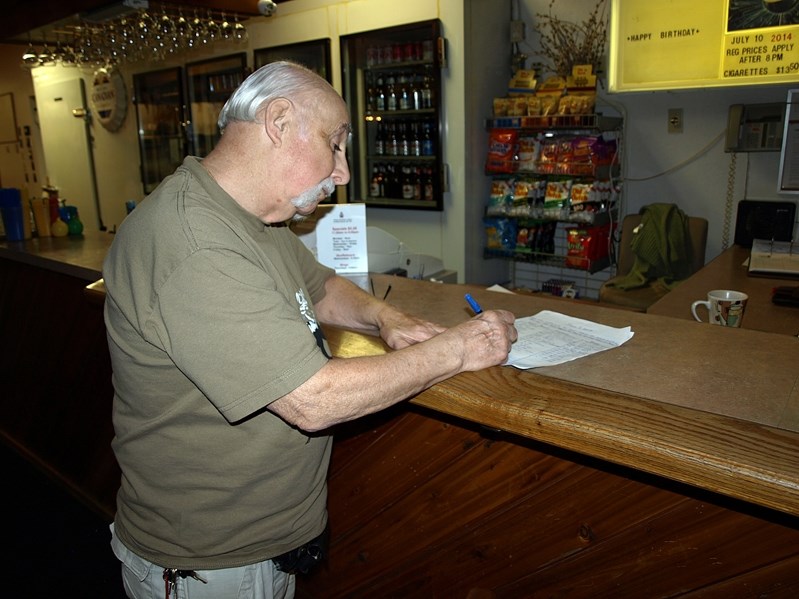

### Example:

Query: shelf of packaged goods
xmin=368 ymin=155 xmax=436 ymax=162
xmin=491 ymin=211 xmax=614 ymax=227
xmin=365 ymin=109 xmax=436 ymax=119
xmin=139 ymin=133 xmax=184 ymax=141
xmin=486 ymin=164 xmax=618 ymax=179
xmin=357 ymin=196 xmax=440 ymax=210
xmin=364 ymin=60 xmax=435 ymax=72
xmin=486 ymin=114 xmax=622 ymax=132
xmin=483 ymin=248 xmax=610 ymax=274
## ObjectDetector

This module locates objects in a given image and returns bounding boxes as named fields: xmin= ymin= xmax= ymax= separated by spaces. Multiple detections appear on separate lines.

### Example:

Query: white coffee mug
xmin=691 ymin=289 xmax=748 ymax=327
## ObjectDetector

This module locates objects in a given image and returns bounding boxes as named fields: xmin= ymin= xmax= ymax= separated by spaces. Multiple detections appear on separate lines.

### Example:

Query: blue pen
xmin=464 ymin=293 xmax=483 ymax=315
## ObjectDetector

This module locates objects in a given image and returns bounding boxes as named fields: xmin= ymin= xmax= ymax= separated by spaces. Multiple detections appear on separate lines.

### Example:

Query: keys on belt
xmin=163 ymin=568 xmax=207 ymax=599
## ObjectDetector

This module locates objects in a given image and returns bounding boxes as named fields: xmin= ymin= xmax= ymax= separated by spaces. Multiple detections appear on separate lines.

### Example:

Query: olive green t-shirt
xmin=103 ymin=156 xmax=335 ymax=569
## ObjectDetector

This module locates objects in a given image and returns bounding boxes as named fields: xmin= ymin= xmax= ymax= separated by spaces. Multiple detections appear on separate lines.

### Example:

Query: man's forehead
xmin=318 ymin=120 xmax=351 ymax=141
xmin=331 ymin=122 xmax=353 ymax=137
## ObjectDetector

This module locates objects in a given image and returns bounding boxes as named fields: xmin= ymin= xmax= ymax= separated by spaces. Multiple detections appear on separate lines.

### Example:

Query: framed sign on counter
xmin=609 ymin=0 xmax=799 ymax=92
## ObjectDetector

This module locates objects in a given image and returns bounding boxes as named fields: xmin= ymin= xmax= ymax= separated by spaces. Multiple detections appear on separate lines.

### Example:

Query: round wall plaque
xmin=91 ymin=68 xmax=127 ymax=132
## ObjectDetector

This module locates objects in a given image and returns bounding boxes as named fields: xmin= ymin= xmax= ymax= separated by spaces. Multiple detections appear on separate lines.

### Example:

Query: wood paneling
xmin=298 ymin=407 xmax=799 ymax=598
xmin=0 ymin=257 xmax=118 ymax=519
xmin=3 ymin=254 xmax=798 ymax=596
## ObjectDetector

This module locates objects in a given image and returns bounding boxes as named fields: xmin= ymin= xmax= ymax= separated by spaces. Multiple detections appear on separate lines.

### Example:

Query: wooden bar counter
xmin=648 ymin=244 xmax=799 ymax=335
xmin=2 ymin=232 xmax=798 ymax=597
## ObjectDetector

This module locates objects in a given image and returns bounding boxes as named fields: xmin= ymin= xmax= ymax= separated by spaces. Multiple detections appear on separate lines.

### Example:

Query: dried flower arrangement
xmin=532 ymin=0 xmax=608 ymax=77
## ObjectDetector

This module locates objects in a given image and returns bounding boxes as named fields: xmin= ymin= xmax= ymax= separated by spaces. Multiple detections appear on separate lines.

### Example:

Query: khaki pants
xmin=110 ymin=524 xmax=295 ymax=599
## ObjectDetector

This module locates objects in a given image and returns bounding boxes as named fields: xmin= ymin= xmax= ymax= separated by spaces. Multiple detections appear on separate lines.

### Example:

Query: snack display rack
xmin=482 ymin=110 xmax=624 ymax=296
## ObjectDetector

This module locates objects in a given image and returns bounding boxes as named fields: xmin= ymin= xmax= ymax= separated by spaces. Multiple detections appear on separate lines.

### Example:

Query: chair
xmin=599 ymin=209 xmax=708 ymax=311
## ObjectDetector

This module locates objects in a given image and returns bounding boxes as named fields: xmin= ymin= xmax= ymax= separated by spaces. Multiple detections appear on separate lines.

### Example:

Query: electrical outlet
xmin=510 ymin=20 xmax=526 ymax=43
xmin=668 ymin=108 xmax=683 ymax=134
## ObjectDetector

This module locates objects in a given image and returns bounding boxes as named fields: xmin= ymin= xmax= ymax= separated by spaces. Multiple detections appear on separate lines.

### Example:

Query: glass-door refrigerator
xmin=185 ymin=53 xmax=247 ymax=157
xmin=133 ymin=67 xmax=187 ymax=195
xmin=340 ymin=20 xmax=445 ymax=211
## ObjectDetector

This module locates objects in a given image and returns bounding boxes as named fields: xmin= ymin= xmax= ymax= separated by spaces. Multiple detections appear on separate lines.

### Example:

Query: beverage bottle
xmin=410 ymin=120 xmax=421 ymax=157
xmin=385 ymin=164 xmax=398 ymax=198
xmin=386 ymin=75 xmax=397 ymax=111
xmin=421 ymin=76 xmax=434 ymax=109
xmin=398 ymin=121 xmax=410 ymax=157
xmin=413 ymin=166 xmax=422 ymax=201
xmin=422 ymin=121 xmax=434 ymax=156
xmin=398 ymin=73 xmax=411 ymax=110
xmin=386 ymin=122 xmax=398 ymax=156
xmin=423 ymin=168 xmax=435 ymax=201
xmin=380 ymin=165 xmax=390 ymax=197
xmin=374 ymin=122 xmax=385 ymax=156
xmin=375 ymin=74 xmax=386 ymax=111
xmin=401 ymin=166 xmax=414 ymax=199
xmin=370 ymin=165 xmax=383 ymax=197
xmin=411 ymin=74 xmax=422 ymax=111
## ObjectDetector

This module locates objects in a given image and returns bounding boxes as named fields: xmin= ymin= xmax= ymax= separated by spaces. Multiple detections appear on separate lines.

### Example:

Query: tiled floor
xmin=3 ymin=444 xmax=125 ymax=597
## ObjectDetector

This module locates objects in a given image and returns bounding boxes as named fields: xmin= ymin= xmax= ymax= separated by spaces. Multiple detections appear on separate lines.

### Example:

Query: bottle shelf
xmin=356 ymin=196 xmax=440 ymax=210
xmin=365 ymin=109 xmax=436 ymax=119
xmin=342 ymin=20 xmax=444 ymax=211
xmin=369 ymin=155 xmax=436 ymax=161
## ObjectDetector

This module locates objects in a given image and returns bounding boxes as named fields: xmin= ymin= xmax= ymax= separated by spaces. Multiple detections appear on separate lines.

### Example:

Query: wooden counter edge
xmin=323 ymin=325 xmax=799 ymax=518
xmin=83 ymin=284 xmax=799 ymax=518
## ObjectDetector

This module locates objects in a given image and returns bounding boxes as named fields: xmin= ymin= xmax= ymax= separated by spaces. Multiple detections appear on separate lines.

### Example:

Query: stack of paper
xmin=506 ymin=310 xmax=634 ymax=369
xmin=748 ymin=239 xmax=799 ymax=279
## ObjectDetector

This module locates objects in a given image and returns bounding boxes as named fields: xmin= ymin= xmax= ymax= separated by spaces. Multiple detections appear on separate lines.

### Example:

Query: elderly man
xmin=104 ymin=61 xmax=516 ymax=598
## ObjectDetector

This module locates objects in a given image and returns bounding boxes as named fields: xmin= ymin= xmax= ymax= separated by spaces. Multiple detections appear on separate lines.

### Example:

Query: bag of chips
xmin=485 ymin=129 xmax=519 ymax=174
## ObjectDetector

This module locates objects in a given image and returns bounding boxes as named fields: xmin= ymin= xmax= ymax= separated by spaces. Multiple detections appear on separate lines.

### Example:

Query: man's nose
xmin=332 ymin=153 xmax=350 ymax=186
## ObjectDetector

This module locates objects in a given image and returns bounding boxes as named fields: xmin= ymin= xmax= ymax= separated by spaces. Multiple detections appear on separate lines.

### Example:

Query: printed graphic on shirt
xmin=296 ymin=288 xmax=330 ymax=358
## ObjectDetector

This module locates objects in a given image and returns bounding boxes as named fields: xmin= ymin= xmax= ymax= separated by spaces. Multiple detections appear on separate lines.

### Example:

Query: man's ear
xmin=263 ymin=98 xmax=293 ymax=146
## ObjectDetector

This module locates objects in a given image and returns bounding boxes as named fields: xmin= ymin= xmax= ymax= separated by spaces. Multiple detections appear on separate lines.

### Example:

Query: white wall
xmin=5 ymin=0 xmax=472 ymax=277
xmin=6 ymin=0 xmax=796 ymax=282
xmin=244 ymin=0 xmax=467 ymax=277
xmin=0 ymin=45 xmax=46 ymax=203
xmin=510 ymin=0 xmax=797 ymax=265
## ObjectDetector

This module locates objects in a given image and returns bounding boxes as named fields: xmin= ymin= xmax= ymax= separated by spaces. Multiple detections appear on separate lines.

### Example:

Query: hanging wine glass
xmin=38 ymin=39 xmax=56 ymax=66
xmin=160 ymin=11 xmax=175 ymax=37
xmin=52 ymin=33 xmax=66 ymax=64
xmin=21 ymin=36 xmax=39 ymax=68
xmin=60 ymin=42 xmax=78 ymax=67
xmin=71 ymin=29 xmax=88 ymax=66
xmin=175 ymin=8 xmax=191 ymax=48
xmin=233 ymin=14 xmax=248 ymax=43
xmin=118 ymin=17 xmax=133 ymax=54
xmin=137 ymin=10 xmax=153 ymax=42
xmin=204 ymin=9 xmax=219 ymax=44
xmin=220 ymin=11 xmax=232 ymax=40
xmin=104 ymin=23 xmax=122 ymax=66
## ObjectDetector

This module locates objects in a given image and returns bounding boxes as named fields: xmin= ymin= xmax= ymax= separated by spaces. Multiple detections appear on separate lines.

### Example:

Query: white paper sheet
xmin=506 ymin=310 xmax=634 ymax=369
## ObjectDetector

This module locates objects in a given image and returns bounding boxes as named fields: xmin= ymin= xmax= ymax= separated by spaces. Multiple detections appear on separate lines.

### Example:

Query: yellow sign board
xmin=609 ymin=0 xmax=799 ymax=91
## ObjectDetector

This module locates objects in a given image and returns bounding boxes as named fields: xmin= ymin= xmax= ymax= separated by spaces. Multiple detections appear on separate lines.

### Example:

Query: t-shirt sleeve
xmin=290 ymin=232 xmax=335 ymax=304
xmin=150 ymin=247 xmax=329 ymax=422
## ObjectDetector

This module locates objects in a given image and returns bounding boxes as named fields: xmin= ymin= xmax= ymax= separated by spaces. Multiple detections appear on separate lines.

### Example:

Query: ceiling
xmin=0 ymin=0 xmax=289 ymax=44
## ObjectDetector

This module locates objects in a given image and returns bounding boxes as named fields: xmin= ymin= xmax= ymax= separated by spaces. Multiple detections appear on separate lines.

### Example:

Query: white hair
xmin=217 ymin=61 xmax=334 ymax=132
